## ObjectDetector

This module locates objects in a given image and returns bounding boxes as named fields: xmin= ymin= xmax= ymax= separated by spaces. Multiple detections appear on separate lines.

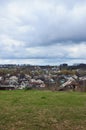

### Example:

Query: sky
xmin=0 ymin=0 xmax=86 ymax=65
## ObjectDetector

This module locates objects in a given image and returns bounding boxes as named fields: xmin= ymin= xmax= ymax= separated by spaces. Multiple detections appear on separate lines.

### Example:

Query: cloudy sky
xmin=0 ymin=0 xmax=86 ymax=65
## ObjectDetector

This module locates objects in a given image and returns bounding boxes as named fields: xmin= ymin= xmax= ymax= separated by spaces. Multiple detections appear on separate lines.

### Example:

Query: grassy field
xmin=0 ymin=90 xmax=86 ymax=130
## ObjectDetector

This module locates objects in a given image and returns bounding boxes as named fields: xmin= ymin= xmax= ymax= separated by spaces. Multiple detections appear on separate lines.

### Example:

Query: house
xmin=59 ymin=77 xmax=78 ymax=91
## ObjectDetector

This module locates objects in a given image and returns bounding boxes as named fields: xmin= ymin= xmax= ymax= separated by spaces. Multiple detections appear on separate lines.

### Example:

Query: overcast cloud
xmin=0 ymin=0 xmax=86 ymax=65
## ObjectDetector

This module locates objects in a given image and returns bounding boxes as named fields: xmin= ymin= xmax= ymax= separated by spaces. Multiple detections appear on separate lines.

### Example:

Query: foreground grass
xmin=0 ymin=90 xmax=86 ymax=130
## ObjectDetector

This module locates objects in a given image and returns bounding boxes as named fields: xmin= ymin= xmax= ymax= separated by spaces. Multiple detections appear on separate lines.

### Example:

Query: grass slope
xmin=0 ymin=90 xmax=86 ymax=130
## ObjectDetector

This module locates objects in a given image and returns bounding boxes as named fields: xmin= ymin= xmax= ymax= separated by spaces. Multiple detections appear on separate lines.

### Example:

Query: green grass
xmin=0 ymin=90 xmax=86 ymax=130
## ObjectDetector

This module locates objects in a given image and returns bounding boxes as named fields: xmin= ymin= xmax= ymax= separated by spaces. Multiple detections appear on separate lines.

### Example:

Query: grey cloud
xmin=1 ymin=0 xmax=86 ymax=46
xmin=0 ymin=0 xmax=86 ymax=64
xmin=23 ymin=0 xmax=86 ymax=44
